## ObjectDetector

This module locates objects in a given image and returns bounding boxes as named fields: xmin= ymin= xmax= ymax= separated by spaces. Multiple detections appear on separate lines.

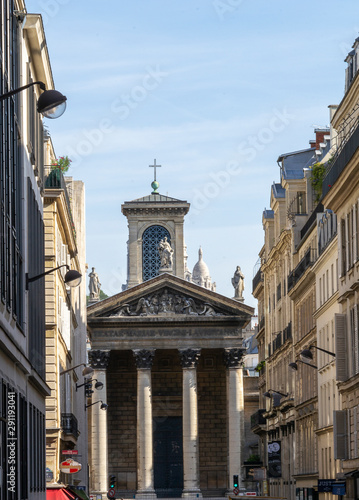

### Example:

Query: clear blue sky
xmin=26 ymin=0 xmax=358 ymax=308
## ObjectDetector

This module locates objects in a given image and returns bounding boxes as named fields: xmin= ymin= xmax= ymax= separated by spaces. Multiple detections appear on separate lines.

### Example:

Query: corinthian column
xmin=224 ymin=348 xmax=245 ymax=491
xmin=88 ymin=350 xmax=110 ymax=500
xmin=179 ymin=348 xmax=202 ymax=498
xmin=133 ymin=349 xmax=157 ymax=500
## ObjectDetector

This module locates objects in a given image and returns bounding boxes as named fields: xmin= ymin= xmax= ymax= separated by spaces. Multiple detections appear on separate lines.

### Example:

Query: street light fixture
xmin=26 ymin=264 xmax=82 ymax=290
xmin=85 ymin=400 xmax=108 ymax=411
xmin=300 ymin=345 xmax=336 ymax=364
xmin=76 ymin=378 xmax=104 ymax=392
xmin=263 ymin=389 xmax=288 ymax=398
xmin=60 ymin=363 xmax=94 ymax=376
xmin=289 ymin=359 xmax=318 ymax=371
xmin=0 ymin=81 xmax=67 ymax=118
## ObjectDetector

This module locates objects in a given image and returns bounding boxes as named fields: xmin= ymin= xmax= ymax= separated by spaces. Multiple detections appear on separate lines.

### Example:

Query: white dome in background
xmin=192 ymin=247 xmax=210 ymax=280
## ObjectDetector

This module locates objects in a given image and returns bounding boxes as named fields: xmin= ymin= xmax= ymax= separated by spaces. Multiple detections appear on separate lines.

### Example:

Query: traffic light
xmin=233 ymin=475 xmax=239 ymax=488
xmin=109 ymin=475 xmax=116 ymax=489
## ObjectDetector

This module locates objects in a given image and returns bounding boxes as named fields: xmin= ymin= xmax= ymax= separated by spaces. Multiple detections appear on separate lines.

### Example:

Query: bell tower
xmin=121 ymin=161 xmax=190 ymax=288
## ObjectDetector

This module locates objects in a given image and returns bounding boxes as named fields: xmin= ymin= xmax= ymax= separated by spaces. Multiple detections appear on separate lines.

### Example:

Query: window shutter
xmin=354 ymin=305 xmax=359 ymax=375
xmin=333 ymin=410 xmax=348 ymax=459
xmin=345 ymin=214 xmax=350 ymax=271
xmin=354 ymin=406 xmax=358 ymax=459
xmin=338 ymin=220 xmax=343 ymax=277
xmin=335 ymin=313 xmax=348 ymax=381
xmin=353 ymin=204 xmax=358 ymax=263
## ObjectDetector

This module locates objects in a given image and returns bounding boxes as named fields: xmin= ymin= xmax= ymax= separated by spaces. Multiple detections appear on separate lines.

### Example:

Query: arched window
xmin=142 ymin=225 xmax=171 ymax=281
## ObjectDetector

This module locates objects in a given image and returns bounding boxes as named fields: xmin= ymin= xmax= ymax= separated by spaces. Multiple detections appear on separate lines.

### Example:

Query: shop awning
xmin=47 ymin=487 xmax=77 ymax=500
xmin=67 ymin=487 xmax=90 ymax=500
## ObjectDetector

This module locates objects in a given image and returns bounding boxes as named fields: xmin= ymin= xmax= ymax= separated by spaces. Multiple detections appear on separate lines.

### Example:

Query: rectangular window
xmin=341 ymin=219 xmax=347 ymax=275
xmin=0 ymin=0 xmax=23 ymax=326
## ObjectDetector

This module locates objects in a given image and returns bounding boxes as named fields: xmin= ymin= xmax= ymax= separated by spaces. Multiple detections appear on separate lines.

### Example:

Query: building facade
xmin=321 ymin=37 xmax=359 ymax=499
xmin=43 ymin=136 xmax=88 ymax=491
xmin=1 ymin=4 xmax=54 ymax=500
xmin=251 ymin=129 xmax=339 ymax=500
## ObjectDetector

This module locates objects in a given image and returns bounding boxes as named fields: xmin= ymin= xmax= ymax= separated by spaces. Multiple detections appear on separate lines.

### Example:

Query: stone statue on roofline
xmin=89 ymin=267 xmax=101 ymax=301
xmin=232 ymin=266 xmax=244 ymax=301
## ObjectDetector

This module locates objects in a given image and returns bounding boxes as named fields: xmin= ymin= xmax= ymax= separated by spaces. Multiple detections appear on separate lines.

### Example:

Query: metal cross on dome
xmin=149 ymin=159 xmax=161 ymax=181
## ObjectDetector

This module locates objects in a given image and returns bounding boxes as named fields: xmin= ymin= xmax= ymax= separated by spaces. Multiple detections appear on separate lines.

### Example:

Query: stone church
xmin=87 ymin=179 xmax=255 ymax=499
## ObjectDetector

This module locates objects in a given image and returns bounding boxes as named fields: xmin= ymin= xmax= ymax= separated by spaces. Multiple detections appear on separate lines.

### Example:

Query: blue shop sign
xmin=332 ymin=482 xmax=346 ymax=496
xmin=318 ymin=480 xmax=346 ymax=495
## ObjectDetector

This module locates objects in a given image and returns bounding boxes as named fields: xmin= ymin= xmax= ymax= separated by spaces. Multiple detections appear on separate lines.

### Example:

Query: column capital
xmin=223 ymin=348 xmax=245 ymax=368
xmin=133 ymin=349 xmax=155 ymax=369
xmin=89 ymin=350 xmax=110 ymax=369
xmin=179 ymin=348 xmax=201 ymax=368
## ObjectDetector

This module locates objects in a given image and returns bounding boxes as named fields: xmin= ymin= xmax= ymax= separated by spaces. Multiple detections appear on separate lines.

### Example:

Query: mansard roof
xmin=278 ymin=148 xmax=316 ymax=180
xmin=271 ymin=183 xmax=285 ymax=199
xmin=263 ymin=209 xmax=274 ymax=219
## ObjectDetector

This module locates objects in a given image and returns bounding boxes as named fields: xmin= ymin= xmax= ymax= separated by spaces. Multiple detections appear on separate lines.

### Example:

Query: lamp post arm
xmin=26 ymin=264 xmax=69 ymax=288
xmin=311 ymin=345 xmax=336 ymax=357
xmin=299 ymin=359 xmax=318 ymax=369
xmin=60 ymin=363 xmax=87 ymax=376
xmin=0 ymin=81 xmax=46 ymax=101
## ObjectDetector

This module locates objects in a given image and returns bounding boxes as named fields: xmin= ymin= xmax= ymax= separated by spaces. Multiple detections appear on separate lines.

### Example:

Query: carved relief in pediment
xmin=106 ymin=288 xmax=226 ymax=318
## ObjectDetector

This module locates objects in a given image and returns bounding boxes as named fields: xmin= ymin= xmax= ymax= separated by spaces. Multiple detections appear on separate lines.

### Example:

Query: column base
xmin=182 ymin=489 xmax=202 ymax=499
xmin=135 ymin=490 xmax=157 ymax=499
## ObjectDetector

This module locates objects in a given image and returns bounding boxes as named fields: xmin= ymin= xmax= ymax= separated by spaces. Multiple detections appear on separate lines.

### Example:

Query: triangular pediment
xmin=87 ymin=273 xmax=253 ymax=320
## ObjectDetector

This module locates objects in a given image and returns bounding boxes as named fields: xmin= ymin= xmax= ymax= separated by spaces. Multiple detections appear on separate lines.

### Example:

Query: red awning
xmin=47 ymin=488 xmax=78 ymax=500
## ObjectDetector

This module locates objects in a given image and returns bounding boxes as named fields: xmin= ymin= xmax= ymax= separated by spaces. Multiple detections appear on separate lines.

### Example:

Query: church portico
xmin=87 ymin=180 xmax=256 ymax=499
xmin=87 ymin=274 xmax=254 ymax=499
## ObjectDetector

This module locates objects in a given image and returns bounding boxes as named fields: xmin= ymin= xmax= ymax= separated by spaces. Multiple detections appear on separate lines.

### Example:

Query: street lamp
xmin=0 ymin=81 xmax=67 ymax=118
xmin=60 ymin=363 xmax=94 ymax=376
xmin=289 ymin=359 xmax=318 ymax=371
xmin=85 ymin=400 xmax=108 ymax=411
xmin=76 ymin=378 xmax=104 ymax=392
xmin=263 ymin=389 xmax=288 ymax=398
xmin=300 ymin=345 xmax=336 ymax=364
xmin=26 ymin=264 xmax=82 ymax=290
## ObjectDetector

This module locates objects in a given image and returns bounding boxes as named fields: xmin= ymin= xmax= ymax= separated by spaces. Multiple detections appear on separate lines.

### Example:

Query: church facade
xmin=87 ymin=187 xmax=255 ymax=499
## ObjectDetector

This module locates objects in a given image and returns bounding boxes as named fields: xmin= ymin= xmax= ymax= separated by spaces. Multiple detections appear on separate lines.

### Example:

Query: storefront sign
xmin=318 ymin=480 xmax=346 ymax=495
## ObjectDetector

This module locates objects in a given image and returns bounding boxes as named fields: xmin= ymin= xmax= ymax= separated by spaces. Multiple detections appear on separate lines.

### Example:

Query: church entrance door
xmin=153 ymin=416 xmax=183 ymax=498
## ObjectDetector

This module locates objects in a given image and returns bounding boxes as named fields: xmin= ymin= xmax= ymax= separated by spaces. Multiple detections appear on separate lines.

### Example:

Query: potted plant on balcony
xmin=51 ymin=155 xmax=72 ymax=173
xmin=47 ymin=156 xmax=72 ymax=187
xmin=255 ymin=360 xmax=265 ymax=373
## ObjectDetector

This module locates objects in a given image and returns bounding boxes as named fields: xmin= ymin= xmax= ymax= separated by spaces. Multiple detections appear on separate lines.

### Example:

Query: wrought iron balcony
xmin=61 ymin=413 xmax=79 ymax=438
xmin=323 ymin=113 xmax=359 ymax=198
xmin=250 ymin=409 xmax=266 ymax=430
xmin=287 ymin=247 xmax=316 ymax=292
xmin=252 ymin=267 xmax=263 ymax=293
xmin=45 ymin=167 xmax=76 ymax=241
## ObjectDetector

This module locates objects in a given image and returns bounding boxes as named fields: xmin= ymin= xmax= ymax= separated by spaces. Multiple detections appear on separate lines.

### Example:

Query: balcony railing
xmin=252 ymin=268 xmax=263 ymax=293
xmin=300 ymin=203 xmax=324 ymax=240
xmin=61 ymin=413 xmax=79 ymax=438
xmin=45 ymin=167 xmax=76 ymax=241
xmin=287 ymin=247 xmax=316 ymax=292
xmin=259 ymin=316 xmax=265 ymax=331
xmin=250 ymin=409 xmax=266 ymax=429
xmin=323 ymin=116 xmax=359 ymax=197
